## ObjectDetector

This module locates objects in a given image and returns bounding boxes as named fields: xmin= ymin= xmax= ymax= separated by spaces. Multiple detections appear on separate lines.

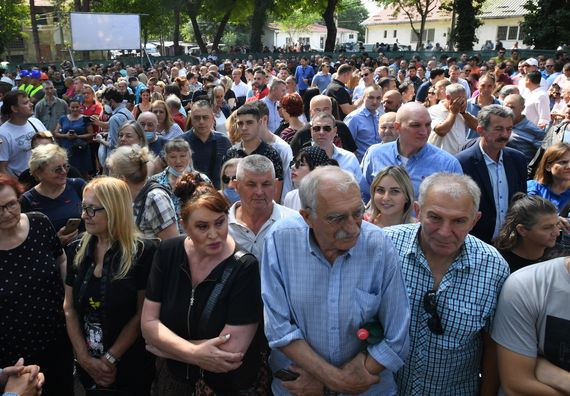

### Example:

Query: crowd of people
xmin=1 ymin=47 xmax=570 ymax=395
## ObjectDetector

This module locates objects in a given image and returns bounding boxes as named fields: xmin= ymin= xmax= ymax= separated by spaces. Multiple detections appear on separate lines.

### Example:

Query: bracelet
xmin=104 ymin=351 xmax=119 ymax=366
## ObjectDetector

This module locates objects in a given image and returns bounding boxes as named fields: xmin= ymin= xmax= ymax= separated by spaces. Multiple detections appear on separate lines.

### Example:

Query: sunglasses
xmin=427 ymin=91 xmax=435 ymax=95
xmin=311 ymin=125 xmax=333 ymax=133
xmin=222 ymin=174 xmax=237 ymax=184
xmin=423 ymin=290 xmax=444 ymax=335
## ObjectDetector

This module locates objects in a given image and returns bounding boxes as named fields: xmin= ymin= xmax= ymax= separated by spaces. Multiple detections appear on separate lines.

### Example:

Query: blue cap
xmin=19 ymin=70 xmax=29 ymax=78
xmin=30 ymin=70 xmax=41 ymax=79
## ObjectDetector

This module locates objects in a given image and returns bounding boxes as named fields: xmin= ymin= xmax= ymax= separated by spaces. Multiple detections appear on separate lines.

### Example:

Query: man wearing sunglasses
xmin=384 ymin=173 xmax=509 ymax=395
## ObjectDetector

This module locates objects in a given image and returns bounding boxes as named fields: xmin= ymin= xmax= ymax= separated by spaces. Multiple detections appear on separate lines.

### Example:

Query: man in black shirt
xmin=326 ymin=64 xmax=356 ymax=120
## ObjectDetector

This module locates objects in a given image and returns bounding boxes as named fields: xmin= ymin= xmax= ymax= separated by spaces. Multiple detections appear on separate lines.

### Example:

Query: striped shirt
xmin=384 ymin=223 xmax=509 ymax=396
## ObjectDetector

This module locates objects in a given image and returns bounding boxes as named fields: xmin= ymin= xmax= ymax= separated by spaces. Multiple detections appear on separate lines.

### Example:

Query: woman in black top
xmin=64 ymin=176 xmax=157 ymax=395
xmin=495 ymin=193 xmax=560 ymax=272
xmin=142 ymin=180 xmax=268 ymax=395
xmin=0 ymin=174 xmax=74 ymax=396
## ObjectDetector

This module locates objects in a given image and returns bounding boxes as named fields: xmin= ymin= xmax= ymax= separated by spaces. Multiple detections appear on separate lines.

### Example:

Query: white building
xmin=362 ymin=0 xmax=527 ymax=50
xmin=262 ymin=23 xmax=359 ymax=50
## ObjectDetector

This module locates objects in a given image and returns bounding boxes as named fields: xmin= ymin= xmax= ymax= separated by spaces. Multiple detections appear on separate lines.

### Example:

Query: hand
xmin=449 ymin=98 xmax=463 ymax=114
xmin=192 ymin=334 xmax=244 ymax=373
xmin=281 ymin=366 xmax=323 ymax=396
xmin=57 ymin=227 xmax=78 ymax=246
xmin=559 ymin=216 xmax=570 ymax=233
xmin=1 ymin=357 xmax=25 ymax=384
xmin=77 ymin=355 xmax=116 ymax=388
xmin=331 ymin=353 xmax=379 ymax=394
xmin=4 ymin=360 xmax=44 ymax=396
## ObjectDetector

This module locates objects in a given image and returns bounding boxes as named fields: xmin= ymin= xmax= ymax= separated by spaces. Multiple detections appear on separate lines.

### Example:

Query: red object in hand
xmin=357 ymin=328 xmax=369 ymax=340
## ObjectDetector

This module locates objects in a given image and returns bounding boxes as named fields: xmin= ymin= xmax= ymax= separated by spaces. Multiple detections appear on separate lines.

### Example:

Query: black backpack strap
xmin=198 ymin=250 xmax=248 ymax=335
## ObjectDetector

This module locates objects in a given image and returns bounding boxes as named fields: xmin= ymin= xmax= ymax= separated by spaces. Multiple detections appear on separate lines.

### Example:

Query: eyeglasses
xmin=311 ymin=125 xmax=333 ymax=133
xmin=320 ymin=204 xmax=365 ymax=226
xmin=82 ymin=205 xmax=105 ymax=218
xmin=289 ymin=159 xmax=307 ymax=169
xmin=222 ymin=174 xmax=237 ymax=184
xmin=0 ymin=200 xmax=19 ymax=214
xmin=423 ymin=290 xmax=444 ymax=335
xmin=51 ymin=164 xmax=70 ymax=174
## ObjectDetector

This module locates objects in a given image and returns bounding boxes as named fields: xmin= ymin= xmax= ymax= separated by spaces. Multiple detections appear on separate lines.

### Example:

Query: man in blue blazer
xmin=456 ymin=105 xmax=527 ymax=244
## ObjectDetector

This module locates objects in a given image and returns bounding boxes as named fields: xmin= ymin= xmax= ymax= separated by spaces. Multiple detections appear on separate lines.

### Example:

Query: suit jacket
xmin=456 ymin=144 xmax=527 ymax=244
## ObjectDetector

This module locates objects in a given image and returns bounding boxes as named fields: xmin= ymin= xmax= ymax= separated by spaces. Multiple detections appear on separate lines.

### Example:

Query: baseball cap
xmin=0 ymin=76 xmax=15 ymax=86
xmin=40 ymin=72 xmax=49 ymax=80
xmin=523 ymin=58 xmax=538 ymax=67
xmin=30 ymin=70 xmax=41 ymax=79
xmin=19 ymin=70 xmax=29 ymax=78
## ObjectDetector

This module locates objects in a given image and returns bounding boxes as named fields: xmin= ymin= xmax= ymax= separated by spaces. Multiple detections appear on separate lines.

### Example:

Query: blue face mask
xmin=167 ymin=166 xmax=193 ymax=177
xmin=223 ymin=187 xmax=240 ymax=204
xmin=145 ymin=132 xmax=155 ymax=141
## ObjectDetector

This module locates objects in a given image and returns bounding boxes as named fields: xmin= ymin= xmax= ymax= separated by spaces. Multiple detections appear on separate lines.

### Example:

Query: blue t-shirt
xmin=58 ymin=116 xmax=88 ymax=150
xmin=527 ymin=179 xmax=570 ymax=213
xmin=20 ymin=178 xmax=85 ymax=231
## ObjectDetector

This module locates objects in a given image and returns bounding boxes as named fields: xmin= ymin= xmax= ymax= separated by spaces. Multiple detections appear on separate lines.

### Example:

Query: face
xmin=191 ymin=106 xmax=214 ymax=135
xmin=118 ymin=126 xmax=142 ymax=146
xmin=152 ymin=105 xmax=166 ymax=124
xmin=285 ymin=78 xmax=296 ymax=93
xmin=364 ymin=89 xmax=382 ymax=112
xmin=361 ymin=68 xmax=373 ymax=84
xmin=141 ymin=91 xmax=150 ymax=102
xmin=44 ymin=85 xmax=55 ymax=97
xmin=81 ymin=189 xmax=108 ymax=237
xmin=223 ymin=165 xmax=238 ymax=189
xmin=478 ymin=114 xmax=513 ymax=152
xmin=303 ymin=183 xmax=363 ymax=253
xmin=548 ymin=151 xmax=570 ymax=183
xmin=0 ymin=186 xmax=21 ymax=230
xmin=166 ymin=149 xmax=191 ymax=173
xmin=12 ymin=95 xmax=34 ymax=118
xmin=379 ymin=117 xmax=397 ymax=142
xmin=69 ymin=101 xmax=81 ymax=114
xmin=449 ymin=68 xmax=460 ymax=80
xmin=373 ymin=175 xmax=407 ymax=218
xmin=236 ymin=170 xmax=275 ymax=211
xmin=253 ymin=73 xmax=266 ymax=88
xmin=396 ymin=108 xmax=431 ymax=152
xmin=503 ymin=96 xmax=523 ymax=118
xmin=236 ymin=114 xmax=261 ymax=143
xmin=310 ymin=98 xmax=332 ymax=116
xmin=272 ymin=83 xmax=287 ymax=101
xmin=311 ymin=117 xmax=336 ymax=150
xmin=232 ymin=70 xmax=241 ymax=83
xmin=417 ymin=187 xmax=481 ymax=259
xmin=38 ymin=157 xmax=68 ymax=187
xmin=519 ymin=214 xmax=560 ymax=249
xmin=382 ymin=92 xmax=401 ymax=112
xmin=215 ymin=90 xmax=224 ymax=107
xmin=138 ymin=115 xmax=158 ymax=132
xmin=290 ymin=157 xmax=311 ymax=185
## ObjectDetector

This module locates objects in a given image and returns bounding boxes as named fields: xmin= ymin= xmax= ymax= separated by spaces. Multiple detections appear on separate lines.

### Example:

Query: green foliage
xmin=0 ymin=0 xmax=29 ymax=55
xmin=377 ymin=0 xmax=438 ymax=49
xmin=521 ymin=0 xmax=570 ymax=49
xmin=278 ymin=8 xmax=321 ymax=41
xmin=445 ymin=0 xmax=483 ymax=51
xmin=337 ymin=0 xmax=369 ymax=41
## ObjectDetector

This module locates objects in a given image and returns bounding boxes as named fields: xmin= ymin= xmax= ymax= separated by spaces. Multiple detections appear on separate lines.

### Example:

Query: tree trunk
xmin=249 ymin=0 xmax=270 ymax=52
xmin=322 ymin=0 xmax=338 ymax=52
xmin=212 ymin=0 xmax=237 ymax=51
xmin=189 ymin=15 xmax=208 ymax=53
xmin=29 ymin=0 xmax=42 ymax=63
xmin=173 ymin=5 xmax=181 ymax=55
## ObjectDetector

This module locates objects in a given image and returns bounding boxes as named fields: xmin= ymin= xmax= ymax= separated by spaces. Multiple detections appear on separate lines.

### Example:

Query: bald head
xmin=503 ymin=94 xmax=525 ymax=120
xmin=138 ymin=111 xmax=158 ymax=131
xmin=396 ymin=102 xmax=430 ymax=124
xmin=310 ymin=95 xmax=333 ymax=115
xmin=382 ymin=90 xmax=403 ymax=113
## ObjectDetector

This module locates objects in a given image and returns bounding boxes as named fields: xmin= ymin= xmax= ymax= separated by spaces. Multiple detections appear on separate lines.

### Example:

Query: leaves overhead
xmin=521 ymin=0 xmax=570 ymax=49
xmin=0 ymin=0 xmax=29 ymax=54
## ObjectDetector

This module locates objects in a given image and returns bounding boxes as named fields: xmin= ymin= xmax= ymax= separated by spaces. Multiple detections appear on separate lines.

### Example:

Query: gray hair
xmin=499 ymin=85 xmax=519 ymax=98
xmin=165 ymin=94 xmax=181 ymax=108
xmin=270 ymin=79 xmax=286 ymax=92
xmin=42 ymin=80 xmax=54 ymax=88
xmin=310 ymin=111 xmax=336 ymax=125
xmin=477 ymin=104 xmax=514 ymax=130
xmin=299 ymin=166 xmax=358 ymax=216
xmin=163 ymin=138 xmax=192 ymax=155
xmin=418 ymin=173 xmax=481 ymax=213
xmin=29 ymin=143 xmax=68 ymax=177
xmin=236 ymin=154 xmax=275 ymax=179
xmin=446 ymin=83 xmax=466 ymax=97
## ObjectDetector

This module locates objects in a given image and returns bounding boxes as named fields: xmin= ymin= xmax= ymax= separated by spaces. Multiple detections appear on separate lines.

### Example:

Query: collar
xmin=394 ymin=139 xmax=427 ymax=159
xmin=479 ymin=140 xmax=504 ymax=165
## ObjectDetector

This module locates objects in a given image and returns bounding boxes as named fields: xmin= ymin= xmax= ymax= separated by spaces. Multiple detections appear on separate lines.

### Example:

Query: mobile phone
xmin=62 ymin=218 xmax=81 ymax=235
xmin=273 ymin=369 xmax=300 ymax=382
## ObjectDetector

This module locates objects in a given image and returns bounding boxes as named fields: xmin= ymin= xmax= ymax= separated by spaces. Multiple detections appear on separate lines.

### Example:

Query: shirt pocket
xmin=352 ymin=288 xmax=381 ymax=327
xmin=435 ymin=299 xmax=484 ymax=350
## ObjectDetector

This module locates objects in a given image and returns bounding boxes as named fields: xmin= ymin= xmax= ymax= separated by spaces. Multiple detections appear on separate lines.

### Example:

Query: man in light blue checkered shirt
xmin=384 ymin=173 xmax=510 ymax=395
xmin=262 ymin=166 xmax=410 ymax=396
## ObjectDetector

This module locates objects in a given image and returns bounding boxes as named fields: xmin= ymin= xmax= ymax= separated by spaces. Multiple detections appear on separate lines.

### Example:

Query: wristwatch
xmin=104 ymin=351 xmax=119 ymax=366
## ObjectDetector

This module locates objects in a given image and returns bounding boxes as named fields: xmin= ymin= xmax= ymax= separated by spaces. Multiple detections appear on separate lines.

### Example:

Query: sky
xmin=362 ymin=0 xmax=380 ymax=16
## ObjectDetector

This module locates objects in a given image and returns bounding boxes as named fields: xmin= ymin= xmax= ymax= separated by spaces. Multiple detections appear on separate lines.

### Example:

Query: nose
xmin=437 ymin=221 xmax=453 ymax=238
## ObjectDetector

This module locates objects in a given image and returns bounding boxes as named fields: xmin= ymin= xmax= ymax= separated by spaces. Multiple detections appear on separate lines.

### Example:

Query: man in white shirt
xmin=523 ymin=71 xmax=551 ymax=129
xmin=228 ymin=154 xmax=297 ymax=260
xmin=518 ymin=58 xmax=548 ymax=98
xmin=231 ymin=68 xmax=248 ymax=108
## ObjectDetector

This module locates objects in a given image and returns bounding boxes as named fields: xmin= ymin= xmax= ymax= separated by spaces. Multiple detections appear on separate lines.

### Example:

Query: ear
xmin=476 ymin=125 xmax=485 ymax=137
xmin=471 ymin=211 xmax=482 ymax=228
xmin=515 ymin=223 xmax=527 ymax=237
xmin=413 ymin=201 xmax=421 ymax=217
xmin=300 ymin=208 xmax=313 ymax=228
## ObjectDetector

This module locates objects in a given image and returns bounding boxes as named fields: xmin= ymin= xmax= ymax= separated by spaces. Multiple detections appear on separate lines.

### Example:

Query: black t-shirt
xmin=499 ymin=249 xmax=544 ymax=273
xmin=0 ymin=212 xmax=65 ymax=367
xmin=222 ymin=140 xmax=284 ymax=180
xmin=326 ymin=79 xmax=352 ymax=120
xmin=145 ymin=236 xmax=264 ymax=392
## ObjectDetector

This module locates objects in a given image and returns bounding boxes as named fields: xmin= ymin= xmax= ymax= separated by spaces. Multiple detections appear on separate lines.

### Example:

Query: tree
xmin=441 ymin=0 xmax=483 ymax=51
xmin=377 ymin=0 xmax=438 ymax=50
xmin=278 ymin=8 xmax=321 ymax=44
xmin=0 ymin=0 xmax=29 ymax=57
xmin=521 ymin=0 xmax=570 ymax=49
xmin=322 ymin=0 xmax=339 ymax=51
xmin=250 ymin=0 xmax=273 ymax=52
xmin=29 ymin=0 xmax=41 ymax=62
xmin=337 ymin=0 xmax=368 ymax=42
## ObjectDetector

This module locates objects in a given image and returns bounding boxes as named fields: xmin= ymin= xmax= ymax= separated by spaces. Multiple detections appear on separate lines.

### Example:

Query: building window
xmin=410 ymin=28 xmax=434 ymax=43
xmin=349 ymin=34 xmax=354 ymax=39
xmin=320 ymin=36 xmax=324 ymax=49
xmin=299 ymin=37 xmax=310 ymax=45
xmin=393 ymin=30 xmax=397 ymax=38
xmin=286 ymin=37 xmax=293 ymax=46
xmin=384 ymin=30 xmax=387 ymax=38
xmin=497 ymin=25 xmax=522 ymax=41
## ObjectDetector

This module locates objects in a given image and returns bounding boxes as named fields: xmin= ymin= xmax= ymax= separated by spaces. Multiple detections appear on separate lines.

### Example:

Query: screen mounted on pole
xmin=70 ymin=12 xmax=141 ymax=51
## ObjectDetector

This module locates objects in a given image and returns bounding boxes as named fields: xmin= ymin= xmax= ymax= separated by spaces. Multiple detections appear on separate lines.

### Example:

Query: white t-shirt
xmin=428 ymin=103 xmax=467 ymax=155
xmin=0 ymin=117 xmax=46 ymax=176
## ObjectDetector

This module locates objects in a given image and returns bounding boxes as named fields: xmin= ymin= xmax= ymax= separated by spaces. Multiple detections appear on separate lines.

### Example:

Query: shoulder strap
xmin=134 ymin=180 xmax=172 ymax=226
xmin=198 ymin=250 xmax=248 ymax=334
xmin=27 ymin=119 xmax=39 ymax=133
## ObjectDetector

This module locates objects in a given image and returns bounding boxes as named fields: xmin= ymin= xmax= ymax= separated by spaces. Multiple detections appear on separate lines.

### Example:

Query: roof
xmin=267 ymin=23 xmax=358 ymax=34
xmin=362 ymin=0 xmax=528 ymax=26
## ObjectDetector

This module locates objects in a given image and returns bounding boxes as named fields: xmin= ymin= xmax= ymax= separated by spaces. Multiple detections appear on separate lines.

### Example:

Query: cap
xmin=30 ymin=70 xmax=41 ymax=79
xmin=299 ymin=146 xmax=331 ymax=168
xmin=523 ymin=58 xmax=538 ymax=67
xmin=19 ymin=70 xmax=29 ymax=78
xmin=0 ymin=76 xmax=15 ymax=86
xmin=40 ymin=72 xmax=49 ymax=80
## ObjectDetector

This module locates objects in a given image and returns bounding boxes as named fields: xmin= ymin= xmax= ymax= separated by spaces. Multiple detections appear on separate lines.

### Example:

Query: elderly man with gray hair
xmin=228 ymin=154 xmax=297 ymax=260
xmin=428 ymin=83 xmax=478 ymax=154
xmin=262 ymin=165 xmax=410 ymax=396
xmin=384 ymin=172 xmax=510 ymax=396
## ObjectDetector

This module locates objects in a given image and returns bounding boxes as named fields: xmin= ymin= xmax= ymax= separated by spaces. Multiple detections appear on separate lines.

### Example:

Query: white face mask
xmin=103 ymin=104 xmax=113 ymax=114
